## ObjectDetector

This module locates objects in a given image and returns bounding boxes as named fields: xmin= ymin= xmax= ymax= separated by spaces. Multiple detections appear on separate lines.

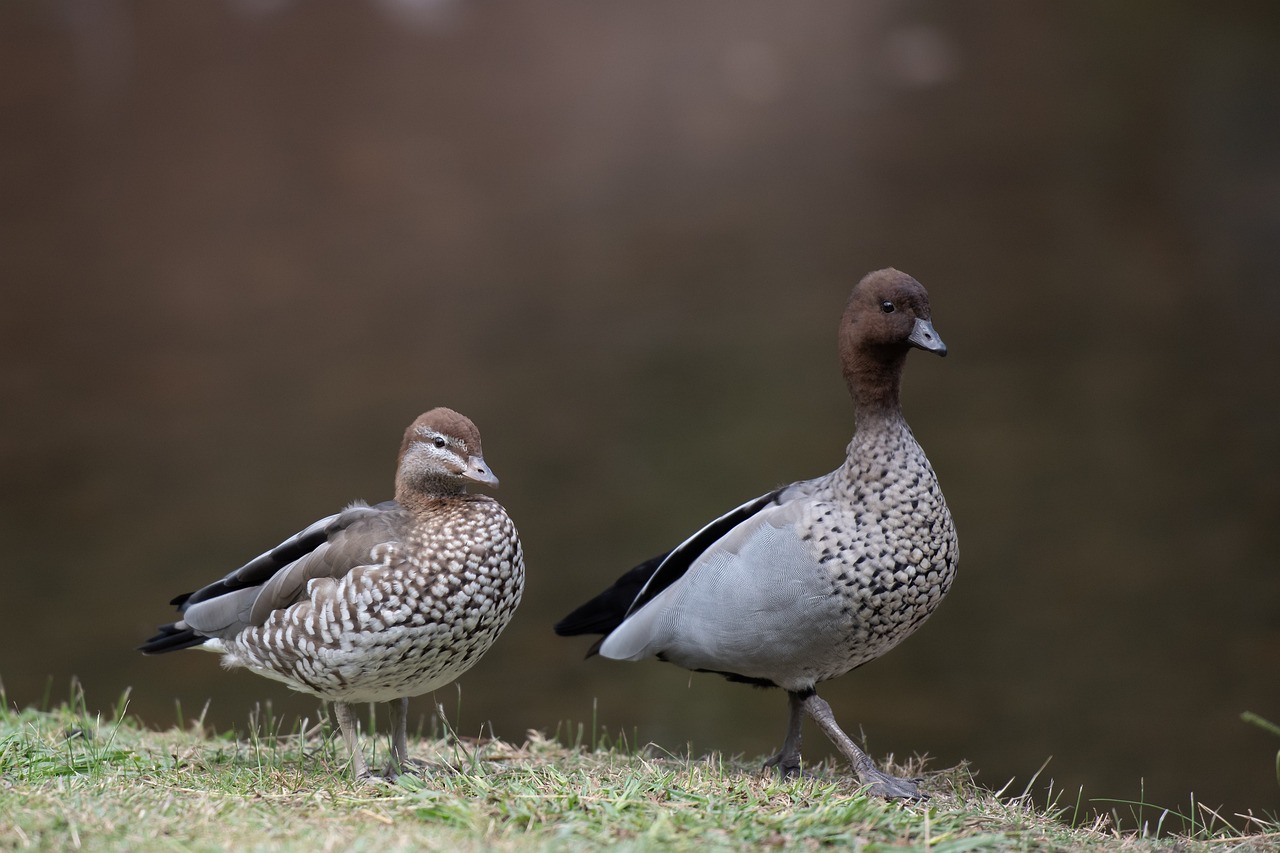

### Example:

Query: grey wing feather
xmin=598 ymin=496 xmax=843 ymax=684
xmin=622 ymin=489 xmax=784 ymax=620
xmin=176 ymin=503 xmax=381 ymax=609
xmin=245 ymin=510 xmax=401 ymax=626
xmin=180 ymin=501 xmax=404 ymax=641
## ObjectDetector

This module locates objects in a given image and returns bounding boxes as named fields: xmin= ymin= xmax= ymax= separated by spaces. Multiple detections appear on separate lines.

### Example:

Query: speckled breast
xmin=802 ymin=426 xmax=958 ymax=681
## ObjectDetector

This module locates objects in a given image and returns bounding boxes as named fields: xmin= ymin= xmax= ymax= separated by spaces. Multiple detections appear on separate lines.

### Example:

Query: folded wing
xmin=138 ymin=501 xmax=403 ymax=654
xmin=554 ymin=489 xmax=783 ymax=651
xmin=594 ymin=495 xmax=844 ymax=687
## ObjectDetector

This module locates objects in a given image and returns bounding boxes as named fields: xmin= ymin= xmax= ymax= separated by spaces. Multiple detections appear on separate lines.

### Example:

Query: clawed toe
xmin=383 ymin=756 xmax=429 ymax=778
xmin=355 ymin=769 xmax=399 ymax=787
xmin=762 ymin=753 xmax=803 ymax=778
xmin=776 ymin=764 xmax=804 ymax=780
xmin=859 ymin=768 xmax=927 ymax=801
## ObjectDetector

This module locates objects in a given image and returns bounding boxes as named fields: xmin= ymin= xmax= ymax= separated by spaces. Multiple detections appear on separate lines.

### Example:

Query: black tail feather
xmin=554 ymin=553 xmax=668 ymax=642
xmin=138 ymin=622 xmax=208 ymax=655
xmin=555 ymin=490 xmax=785 ymax=649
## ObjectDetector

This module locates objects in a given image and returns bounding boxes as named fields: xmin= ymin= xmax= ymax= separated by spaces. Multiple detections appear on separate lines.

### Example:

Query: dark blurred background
xmin=2 ymin=0 xmax=1278 ymax=822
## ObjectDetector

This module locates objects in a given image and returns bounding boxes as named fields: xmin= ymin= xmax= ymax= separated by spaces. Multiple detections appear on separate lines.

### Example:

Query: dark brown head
xmin=395 ymin=407 xmax=499 ymax=500
xmin=838 ymin=268 xmax=947 ymax=414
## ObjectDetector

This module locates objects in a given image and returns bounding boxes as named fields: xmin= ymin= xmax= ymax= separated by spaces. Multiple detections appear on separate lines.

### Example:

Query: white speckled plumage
xmin=142 ymin=407 xmax=524 ymax=782
xmin=557 ymin=269 xmax=956 ymax=799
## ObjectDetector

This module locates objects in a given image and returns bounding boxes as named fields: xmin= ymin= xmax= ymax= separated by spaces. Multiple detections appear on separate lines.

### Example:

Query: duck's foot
xmin=354 ymin=768 xmax=400 ymax=787
xmin=380 ymin=756 xmax=429 ymax=779
xmin=856 ymin=765 xmax=927 ymax=801
xmin=762 ymin=691 xmax=807 ymax=778
xmin=762 ymin=750 xmax=803 ymax=778
xmin=799 ymin=691 xmax=927 ymax=801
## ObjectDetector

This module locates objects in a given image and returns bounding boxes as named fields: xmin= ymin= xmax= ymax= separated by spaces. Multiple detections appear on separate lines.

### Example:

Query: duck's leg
xmin=800 ymin=692 xmax=924 ymax=800
xmin=389 ymin=697 xmax=410 ymax=773
xmin=762 ymin=690 xmax=805 ymax=777
xmin=333 ymin=701 xmax=373 ymax=781
xmin=382 ymin=697 xmax=427 ymax=777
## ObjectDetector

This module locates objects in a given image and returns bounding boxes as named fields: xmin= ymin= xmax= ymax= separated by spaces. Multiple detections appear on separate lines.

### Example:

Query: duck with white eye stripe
xmin=556 ymin=268 xmax=957 ymax=799
xmin=142 ymin=407 xmax=524 ymax=783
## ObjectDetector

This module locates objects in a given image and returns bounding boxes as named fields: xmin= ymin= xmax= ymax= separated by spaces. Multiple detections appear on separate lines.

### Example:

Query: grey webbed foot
xmin=354 ymin=768 xmax=399 ymax=787
xmin=857 ymin=765 xmax=927 ymax=800
xmin=799 ymin=692 xmax=928 ymax=801
xmin=381 ymin=756 xmax=429 ymax=779
xmin=762 ymin=750 xmax=802 ymax=778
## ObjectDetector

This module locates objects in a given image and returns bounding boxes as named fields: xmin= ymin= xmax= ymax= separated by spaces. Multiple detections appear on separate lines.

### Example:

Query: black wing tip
xmin=554 ymin=552 xmax=672 ymax=637
xmin=553 ymin=610 xmax=611 ymax=638
xmin=552 ymin=618 xmax=579 ymax=637
xmin=556 ymin=491 xmax=783 ymax=648
xmin=138 ymin=623 xmax=207 ymax=655
xmin=552 ymin=616 xmax=607 ymax=657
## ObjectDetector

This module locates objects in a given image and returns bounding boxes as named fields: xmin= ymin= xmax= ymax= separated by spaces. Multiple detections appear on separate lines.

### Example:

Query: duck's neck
xmin=395 ymin=477 xmax=465 ymax=512
xmin=843 ymin=348 xmax=908 ymax=422
xmin=851 ymin=404 xmax=908 ymax=436
xmin=838 ymin=403 xmax=917 ymax=488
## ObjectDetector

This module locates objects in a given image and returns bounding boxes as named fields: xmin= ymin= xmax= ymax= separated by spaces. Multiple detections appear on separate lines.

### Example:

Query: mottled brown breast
xmin=795 ymin=417 xmax=957 ymax=679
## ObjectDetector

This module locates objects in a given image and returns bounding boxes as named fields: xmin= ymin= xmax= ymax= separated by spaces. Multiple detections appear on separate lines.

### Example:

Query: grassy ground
xmin=2 ymin=684 xmax=1276 ymax=852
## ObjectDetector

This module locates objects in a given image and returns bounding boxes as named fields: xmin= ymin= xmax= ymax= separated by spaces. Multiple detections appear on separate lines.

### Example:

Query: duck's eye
xmin=880 ymin=301 xmax=895 ymax=314
xmin=432 ymin=436 xmax=447 ymax=449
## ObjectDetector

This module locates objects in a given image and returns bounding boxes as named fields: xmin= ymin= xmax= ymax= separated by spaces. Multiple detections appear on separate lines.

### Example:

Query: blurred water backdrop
xmin=2 ymin=0 xmax=1278 ymax=821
